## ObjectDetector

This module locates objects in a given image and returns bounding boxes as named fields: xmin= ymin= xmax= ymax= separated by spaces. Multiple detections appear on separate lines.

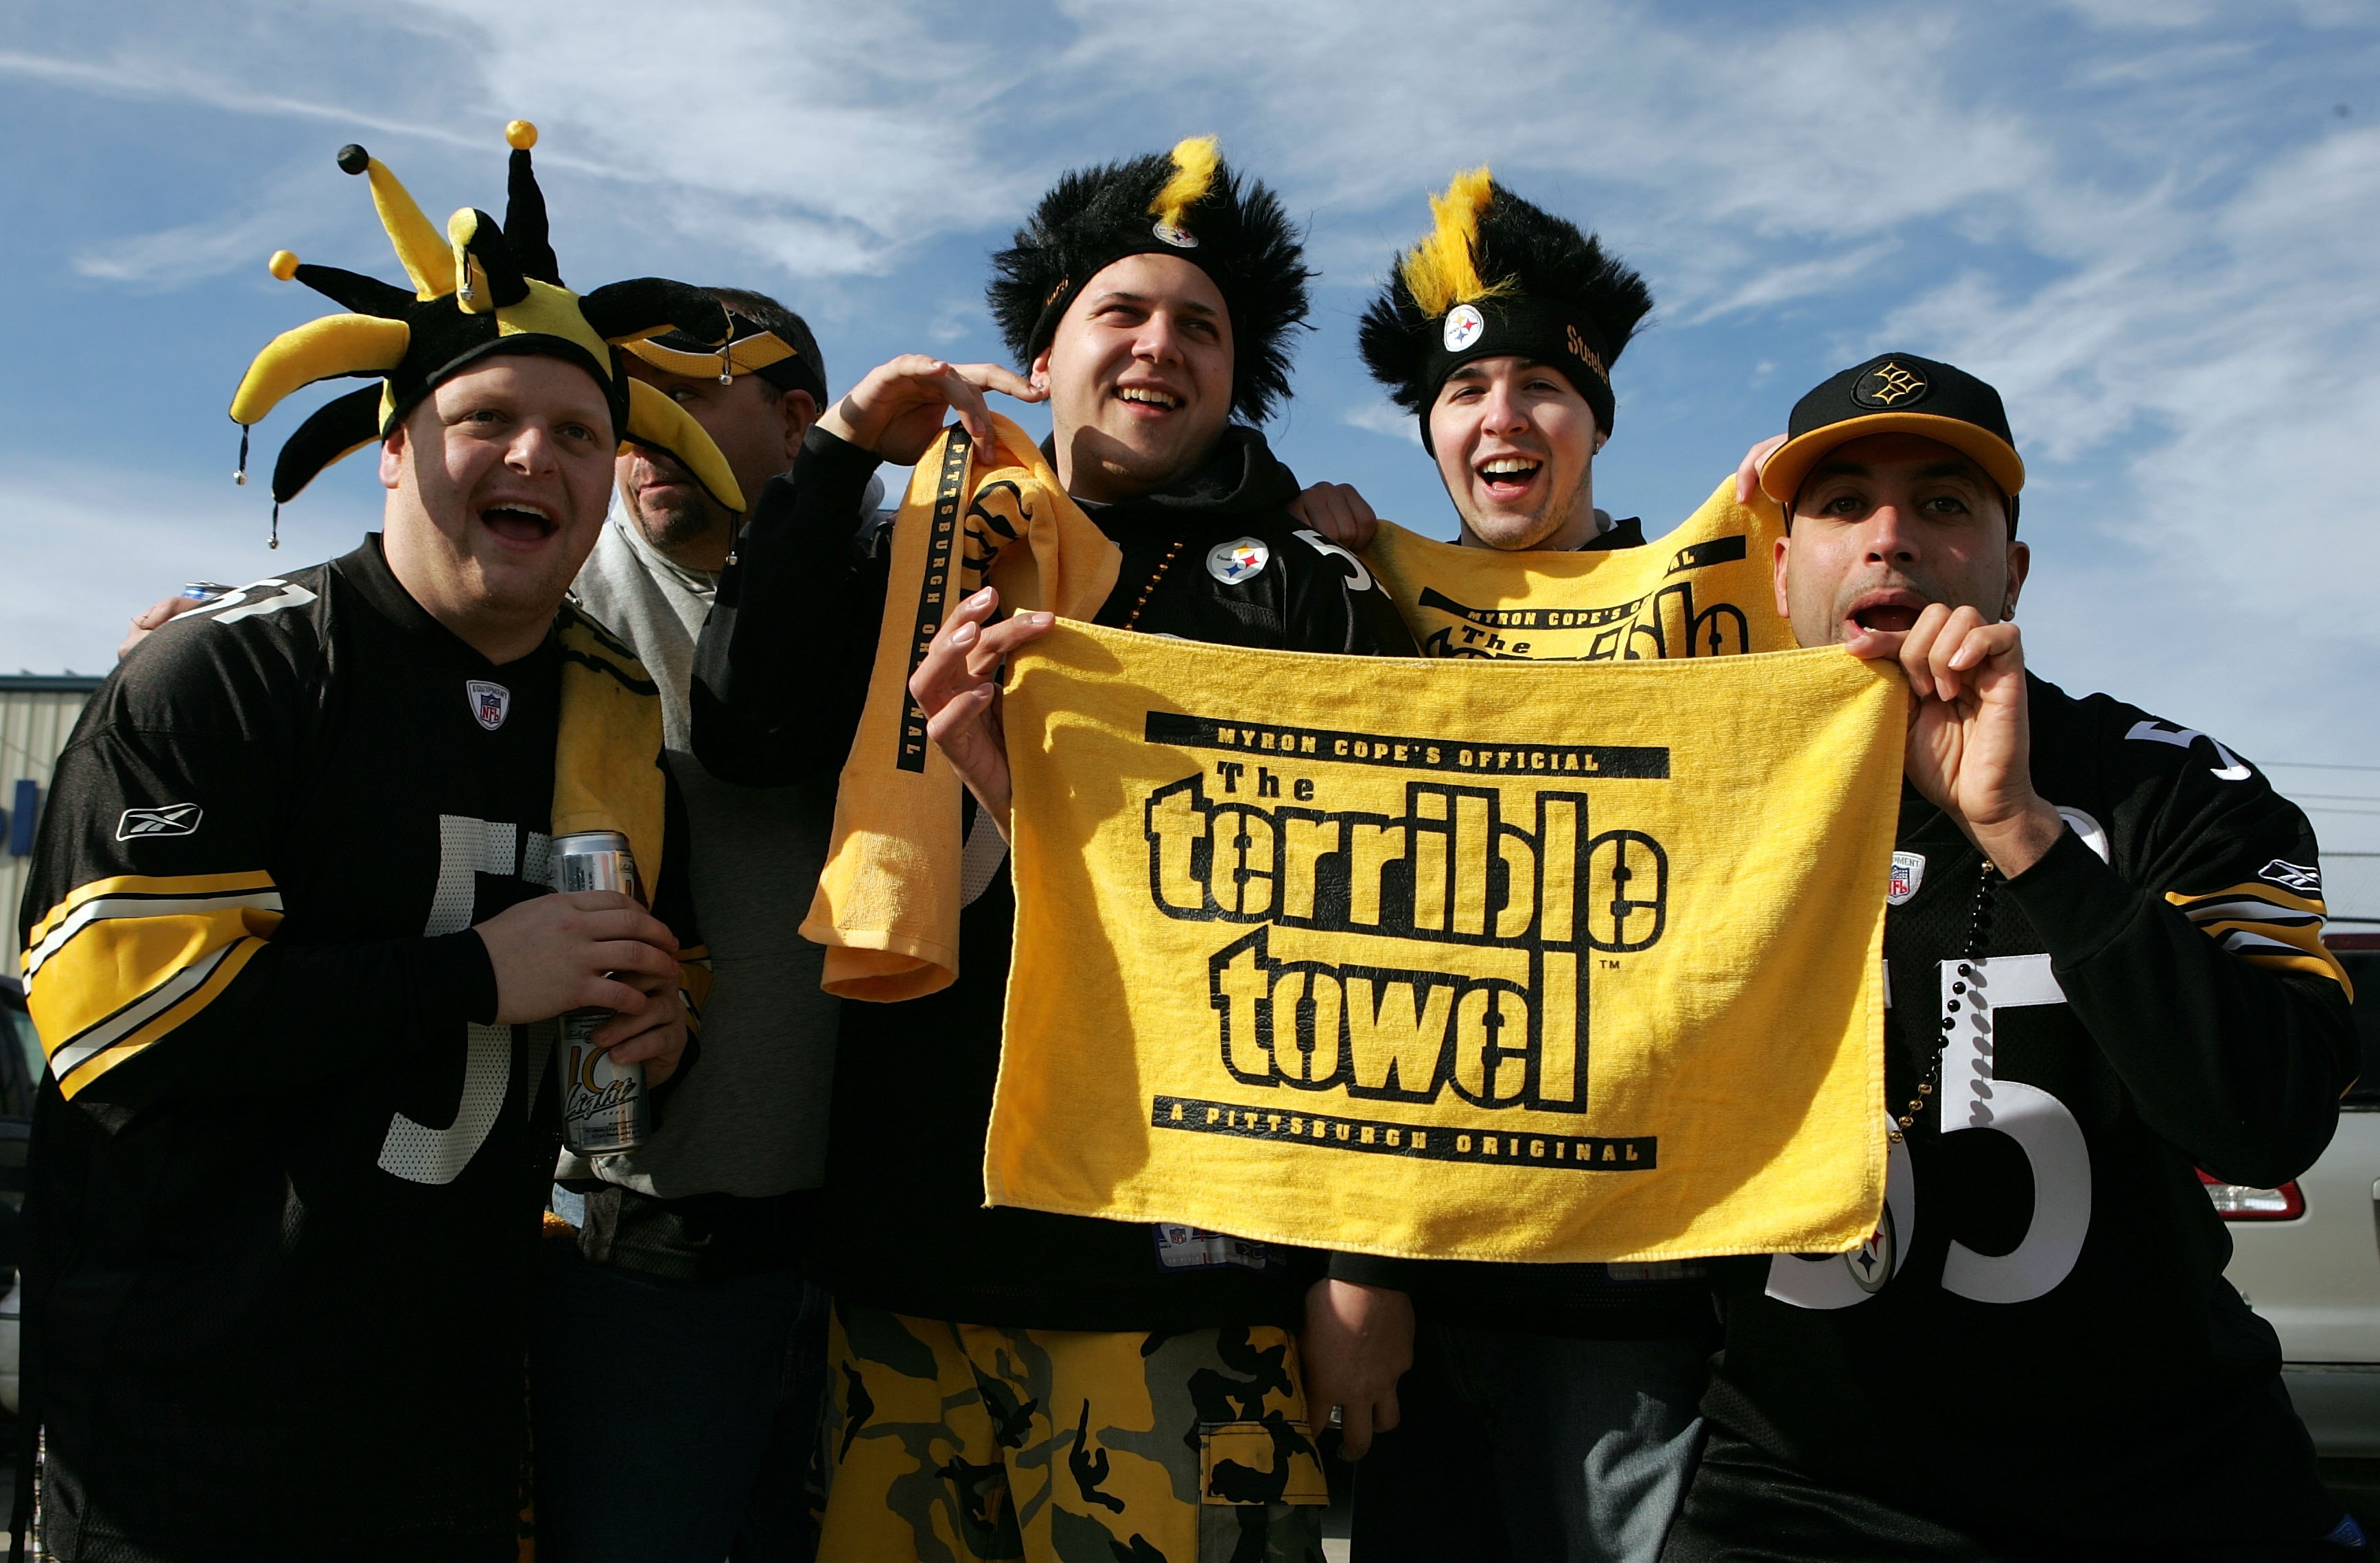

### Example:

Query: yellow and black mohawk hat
xmin=986 ymin=136 xmax=1311 ymax=424
xmin=229 ymin=121 xmax=745 ymax=546
xmin=1360 ymin=170 xmax=1652 ymax=448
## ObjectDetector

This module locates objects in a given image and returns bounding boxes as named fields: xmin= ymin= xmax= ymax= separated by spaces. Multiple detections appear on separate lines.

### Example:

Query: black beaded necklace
xmin=1890 ymin=858 xmax=1999 ymax=1144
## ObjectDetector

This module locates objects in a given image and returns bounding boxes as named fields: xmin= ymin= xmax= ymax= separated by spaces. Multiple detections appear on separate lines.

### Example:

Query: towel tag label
xmin=898 ymin=426 xmax=975 ymax=772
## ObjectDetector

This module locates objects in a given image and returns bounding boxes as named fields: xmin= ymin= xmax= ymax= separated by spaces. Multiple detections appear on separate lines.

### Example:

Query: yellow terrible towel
xmin=802 ymin=416 xmax=1122 ymax=1002
xmin=1364 ymin=477 xmax=1793 ymax=661
xmin=986 ymin=622 xmax=1902 ymax=1264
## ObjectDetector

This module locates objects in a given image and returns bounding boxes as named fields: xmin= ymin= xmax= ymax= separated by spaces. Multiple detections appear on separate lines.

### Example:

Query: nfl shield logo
xmin=1887 ymin=850 xmax=1924 ymax=906
xmin=467 ymin=680 xmax=511 ymax=732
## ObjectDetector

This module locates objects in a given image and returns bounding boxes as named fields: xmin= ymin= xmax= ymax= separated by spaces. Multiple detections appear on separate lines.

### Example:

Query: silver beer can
xmin=552 ymin=831 xmax=652 ymax=1155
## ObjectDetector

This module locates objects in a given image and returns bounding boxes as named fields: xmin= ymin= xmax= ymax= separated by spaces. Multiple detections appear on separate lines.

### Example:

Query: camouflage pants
xmin=818 ymin=1302 xmax=1328 ymax=1563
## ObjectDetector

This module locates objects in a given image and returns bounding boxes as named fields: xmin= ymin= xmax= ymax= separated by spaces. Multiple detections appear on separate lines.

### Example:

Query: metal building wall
xmin=1 ymin=677 xmax=103 ymax=970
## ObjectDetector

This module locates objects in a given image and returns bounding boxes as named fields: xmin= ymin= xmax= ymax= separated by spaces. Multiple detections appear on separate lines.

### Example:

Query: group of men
xmin=13 ymin=121 xmax=2361 ymax=1563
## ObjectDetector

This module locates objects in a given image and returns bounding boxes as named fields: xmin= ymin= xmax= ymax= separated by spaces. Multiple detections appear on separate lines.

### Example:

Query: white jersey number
xmin=376 ymin=815 xmax=552 ymax=1185
xmin=1766 ymin=953 xmax=2090 ymax=1308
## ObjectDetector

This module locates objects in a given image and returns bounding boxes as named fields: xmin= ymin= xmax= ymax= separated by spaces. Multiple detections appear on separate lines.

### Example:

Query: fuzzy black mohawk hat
xmin=229 ymin=120 xmax=743 ymax=545
xmin=1360 ymin=169 xmax=1652 ymax=447
xmin=987 ymin=136 xmax=1311 ymax=424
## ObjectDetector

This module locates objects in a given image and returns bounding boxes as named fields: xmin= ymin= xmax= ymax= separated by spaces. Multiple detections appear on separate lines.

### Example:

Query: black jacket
xmin=1703 ymin=675 xmax=2354 ymax=1548
xmin=695 ymin=423 xmax=1415 ymax=1329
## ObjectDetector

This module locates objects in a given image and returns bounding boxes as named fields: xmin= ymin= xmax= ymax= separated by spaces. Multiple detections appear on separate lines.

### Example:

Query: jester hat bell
xmin=987 ymin=136 xmax=1311 ymax=424
xmin=1360 ymin=170 xmax=1652 ymax=448
xmin=229 ymin=121 xmax=745 ymax=544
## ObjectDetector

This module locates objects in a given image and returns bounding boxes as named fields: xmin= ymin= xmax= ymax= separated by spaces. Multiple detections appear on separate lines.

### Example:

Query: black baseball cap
xmin=1760 ymin=352 xmax=2025 ymax=507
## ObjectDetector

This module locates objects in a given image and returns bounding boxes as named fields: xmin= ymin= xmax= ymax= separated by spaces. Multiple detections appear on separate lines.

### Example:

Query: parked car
xmin=2217 ymin=931 xmax=2380 ymax=1514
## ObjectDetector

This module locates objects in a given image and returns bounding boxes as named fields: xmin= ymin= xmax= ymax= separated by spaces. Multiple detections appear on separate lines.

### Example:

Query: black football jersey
xmin=18 ymin=537 xmax=695 ymax=1562
xmin=1704 ymin=675 xmax=2356 ymax=1550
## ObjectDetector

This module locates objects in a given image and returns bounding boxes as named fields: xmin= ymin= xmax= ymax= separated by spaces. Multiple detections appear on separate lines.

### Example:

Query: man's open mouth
xmin=480 ymin=502 xmax=559 ymax=543
xmin=1848 ymin=593 xmax=1927 ymax=633
xmin=1475 ymin=456 xmax=1542 ymax=500
xmin=1116 ymin=385 xmax=1182 ymax=412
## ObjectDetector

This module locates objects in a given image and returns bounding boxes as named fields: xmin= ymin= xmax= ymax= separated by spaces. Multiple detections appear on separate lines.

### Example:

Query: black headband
xmin=1421 ymin=296 xmax=1614 ymax=448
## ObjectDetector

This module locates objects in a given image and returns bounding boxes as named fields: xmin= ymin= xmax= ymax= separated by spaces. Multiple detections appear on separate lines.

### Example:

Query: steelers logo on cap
xmin=1853 ymin=360 xmax=1929 ymax=408
xmin=1443 ymin=303 xmax=1486 ymax=352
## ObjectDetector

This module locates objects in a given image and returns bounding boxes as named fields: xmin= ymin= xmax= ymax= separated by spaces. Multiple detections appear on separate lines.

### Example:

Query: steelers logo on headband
xmin=1359 ymin=168 xmax=1651 ymax=448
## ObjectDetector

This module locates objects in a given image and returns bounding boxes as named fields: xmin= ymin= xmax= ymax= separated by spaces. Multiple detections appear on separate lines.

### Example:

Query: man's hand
xmin=1735 ymin=433 xmax=1787 ymax=506
xmin=1301 ymin=1279 xmax=1414 ymax=1459
xmin=585 ymin=966 xmax=690 ymax=1087
xmin=473 ymin=891 xmax=681 ymax=1026
xmin=1287 ymin=482 xmax=1379 ymax=552
xmin=119 ymin=593 xmax=207 ymax=660
xmin=820 ymin=354 xmax=1044 ymax=465
xmin=1847 ymin=603 xmax=2063 ymax=875
xmin=909 ymin=586 xmax=1054 ymax=842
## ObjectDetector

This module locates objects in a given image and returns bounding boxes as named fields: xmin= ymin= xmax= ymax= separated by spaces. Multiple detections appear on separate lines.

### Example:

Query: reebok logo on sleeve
xmin=116 ymin=803 xmax=203 ymax=841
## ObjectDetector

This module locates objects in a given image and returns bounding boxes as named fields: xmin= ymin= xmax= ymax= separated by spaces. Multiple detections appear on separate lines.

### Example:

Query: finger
xmin=923 ymin=684 xmax=996 ymax=743
xmin=604 ymin=1023 xmax=681 ymax=1067
xmin=1736 ymin=434 xmax=1787 ymax=505
xmin=1841 ymin=625 xmax=1910 ymax=665
xmin=964 ymin=612 xmax=1055 ymax=678
xmin=953 ymin=362 xmax=1042 ymax=403
xmin=1946 ymin=621 xmax=2020 ymax=673
xmin=559 ymin=889 xmax=635 ymax=914
xmin=1926 ymin=606 xmax=1988 ymax=702
xmin=1898 ymin=605 xmax=1955 ymax=700
xmin=589 ymin=938 xmax=681 ymax=981
xmin=1338 ymin=1402 xmax=1373 ymax=1460
xmin=941 ymin=371 xmax=995 ymax=442
xmin=574 ymin=905 xmax=679 ymax=953
xmin=1373 ymin=1387 xmax=1402 ymax=1435
xmin=587 ymin=1004 xmax=667 ymax=1050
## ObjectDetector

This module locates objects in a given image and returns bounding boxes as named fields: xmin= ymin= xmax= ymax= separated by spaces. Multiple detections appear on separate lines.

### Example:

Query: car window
xmin=2339 ymin=952 xmax=2380 ymax=1109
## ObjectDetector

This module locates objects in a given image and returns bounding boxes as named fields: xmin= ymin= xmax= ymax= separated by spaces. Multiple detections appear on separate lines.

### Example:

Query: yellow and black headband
xmin=229 ymin=121 xmax=747 ymax=546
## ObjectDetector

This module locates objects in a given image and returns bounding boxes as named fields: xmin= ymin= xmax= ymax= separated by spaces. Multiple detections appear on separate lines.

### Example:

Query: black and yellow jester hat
xmin=986 ymin=136 xmax=1311 ymax=424
xmin=1360 ymin=169 xmax=1652 ymax=448
xmin=229 ymin=121 xmax=745 ymax=545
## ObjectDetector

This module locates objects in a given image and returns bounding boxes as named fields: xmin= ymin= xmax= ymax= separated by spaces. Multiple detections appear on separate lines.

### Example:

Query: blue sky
xmin=3 ymin=0 xmax=2377 ymax=861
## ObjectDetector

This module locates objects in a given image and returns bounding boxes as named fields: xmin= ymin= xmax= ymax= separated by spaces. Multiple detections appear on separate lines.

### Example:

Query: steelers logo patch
xmin=1152 ymin=220 xmax=1200 ymax=249
xmin=1854 ymin=360 xmax=1928 ymax=408
xmin=1206 ymin=537 xmax=1270 ymax=584
xmin=1443 ymin=303 xmax=1486 ymax=353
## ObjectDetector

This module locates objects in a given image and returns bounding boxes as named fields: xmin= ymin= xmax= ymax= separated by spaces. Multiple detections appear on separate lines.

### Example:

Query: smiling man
xmin=1274 ymin=170 xmax=1716 ymax=1563
xmin=16 ymin=131 xmax=730 ymax=1562
xmin=696 ymin=138 xmax=1413 ymax=1563
xmin=1661 ymin=354 xmax=2363 ymax=1562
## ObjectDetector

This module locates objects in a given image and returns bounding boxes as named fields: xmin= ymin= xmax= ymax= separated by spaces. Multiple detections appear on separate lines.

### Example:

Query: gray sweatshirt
xmin=561 ymin=483 xmax=875 ymax=1197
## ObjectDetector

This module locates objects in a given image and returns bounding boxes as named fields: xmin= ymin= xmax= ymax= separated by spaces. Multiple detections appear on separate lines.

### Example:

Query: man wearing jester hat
xmin=16 ymin=124 xmax=729 ymax=1560
xmin=695 ymin=137 xmax=1414 ymax=1562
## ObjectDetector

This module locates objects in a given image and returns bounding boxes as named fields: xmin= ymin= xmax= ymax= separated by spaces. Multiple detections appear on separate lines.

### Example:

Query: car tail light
xmin=2198 ymin=1170 xmax=2306 ymax=1220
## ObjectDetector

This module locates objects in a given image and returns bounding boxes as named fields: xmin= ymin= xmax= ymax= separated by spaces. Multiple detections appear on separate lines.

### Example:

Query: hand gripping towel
xmin=987 ymin=623 xmax=1904 ymax=1264
xmin=802 ymin=416 xmax=1122 ymax=1001
xmin=1362 ymin=477 xmax=1793 ymax=662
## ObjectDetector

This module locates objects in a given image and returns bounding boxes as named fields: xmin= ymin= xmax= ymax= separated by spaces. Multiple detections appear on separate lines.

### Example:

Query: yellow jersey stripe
xmin=25 ymin=870 xmax=279 ymax=951
xmin=29 ymin=905 xmax=283 ymax=1067
xmin=25 ymin=888 xmax=284 ymax=978
xmin=53 ymin=936 xmax=270 ymax=1098
xmin=2167 ymin=881 xmax=2328 ymax=918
